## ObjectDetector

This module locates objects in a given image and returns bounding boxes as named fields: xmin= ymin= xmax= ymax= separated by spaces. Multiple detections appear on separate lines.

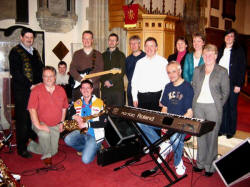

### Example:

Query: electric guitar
xmin=73 ymin=68 xmax=121 ymax=88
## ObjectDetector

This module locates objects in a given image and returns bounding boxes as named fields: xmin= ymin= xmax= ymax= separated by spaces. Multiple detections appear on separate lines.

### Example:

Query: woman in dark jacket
xmin=217 ymin=29 xmax=246 ymax=139
xmin=168 ymin=36 xmax=188 ymax=73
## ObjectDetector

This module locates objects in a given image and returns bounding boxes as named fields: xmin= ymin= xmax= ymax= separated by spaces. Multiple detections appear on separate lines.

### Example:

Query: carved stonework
xmin=36 ymin=0 xmax=78 ymax=33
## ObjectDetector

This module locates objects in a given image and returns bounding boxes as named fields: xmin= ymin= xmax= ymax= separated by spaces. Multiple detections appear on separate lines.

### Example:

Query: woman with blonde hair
xmin=183 ymin=33 xmax=205 ymax=82
xmin=192 ymin=44 xmax=230 ymax=177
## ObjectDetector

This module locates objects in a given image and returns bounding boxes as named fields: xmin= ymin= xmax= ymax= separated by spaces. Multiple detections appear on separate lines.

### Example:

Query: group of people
xmin=9 ymin=27 xmax=245 ymax=179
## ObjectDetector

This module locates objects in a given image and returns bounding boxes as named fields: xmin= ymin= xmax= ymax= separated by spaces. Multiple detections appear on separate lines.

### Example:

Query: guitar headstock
xmin=110 ymin=68 xmax=121 ymax=74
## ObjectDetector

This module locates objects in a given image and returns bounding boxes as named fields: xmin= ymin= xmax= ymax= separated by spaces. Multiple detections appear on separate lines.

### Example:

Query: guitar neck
xmin=84 ymin=70 xmax=112 ymax=79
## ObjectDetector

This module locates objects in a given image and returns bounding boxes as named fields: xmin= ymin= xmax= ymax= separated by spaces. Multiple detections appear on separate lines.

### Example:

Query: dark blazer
xmin=216 ymin=44 xmax=246 ymax=87
xmin=101 ymin=47 xmax=126 ymax=91
xmin=192 ymin=64 xmax=230 ymax=115
xmin=9 ymin=44 xmax=44 ymax=93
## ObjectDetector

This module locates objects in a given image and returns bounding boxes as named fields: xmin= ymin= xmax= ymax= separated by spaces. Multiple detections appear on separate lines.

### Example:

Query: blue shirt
xmin=161 ymin=81 xmax=194 ymax=115
xmin=81 ymin=100 xmax=95 ymax=137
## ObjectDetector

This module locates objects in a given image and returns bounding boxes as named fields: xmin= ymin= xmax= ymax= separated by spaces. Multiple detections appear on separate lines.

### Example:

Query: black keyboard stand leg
xmin=139 ymin=131 xmax=187 ymax=186
xmin=124 ymin=121 xmax=187 ymax=186
xmin=150 ymin=151 xmax=187 ymax=187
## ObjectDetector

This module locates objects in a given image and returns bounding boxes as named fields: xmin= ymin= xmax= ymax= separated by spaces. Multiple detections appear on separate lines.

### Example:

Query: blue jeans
xmin=137 ymin=123 xmax=186 ymax=166
xmin=64 ymin=130 xmax=101 ymax=164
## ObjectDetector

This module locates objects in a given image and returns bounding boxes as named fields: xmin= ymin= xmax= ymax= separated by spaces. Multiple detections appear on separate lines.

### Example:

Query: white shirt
xmin=131 ymin=54 xmax=169 ymax=101
xmin=193 ymin=56 xmax=200 ymax=68
xmin=197 ymin=74 xmax=214 ymax=103
xmin=219 ymin=48 xmax=231 ymax=75
xmin=83 ymin=48 xmax=93 ymax=55
xmin=56 ymin=73 xmax=69 ymax=85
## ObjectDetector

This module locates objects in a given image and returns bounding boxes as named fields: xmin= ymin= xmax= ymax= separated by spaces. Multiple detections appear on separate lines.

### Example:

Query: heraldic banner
xmin=123 ymin=4 xmax=139 ymax=28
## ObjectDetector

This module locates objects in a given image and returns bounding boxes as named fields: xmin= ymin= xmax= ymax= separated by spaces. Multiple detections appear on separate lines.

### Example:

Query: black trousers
xmin=137 ymin=90 xmax=162 ymax=138
xmin=137 ymin=91 xmax=162 ymax=111
xmin=14 ymin=91 xmax=37 ymax=153
xmin=127 ymin=84 xmax=133 ymax=106
xmin=219 ymin=84 xmax=239 ymax=136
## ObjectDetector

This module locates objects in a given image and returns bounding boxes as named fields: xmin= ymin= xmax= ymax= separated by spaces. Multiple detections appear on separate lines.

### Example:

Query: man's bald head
xmin=166 ymin=61 xmax=182 ymax=84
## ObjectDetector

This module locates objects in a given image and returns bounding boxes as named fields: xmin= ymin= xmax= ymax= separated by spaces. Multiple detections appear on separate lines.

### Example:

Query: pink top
xmin=28 ymin=84 xmax=68 ymax=126
xmin=176 ymin=50 xmax=187 ymax=64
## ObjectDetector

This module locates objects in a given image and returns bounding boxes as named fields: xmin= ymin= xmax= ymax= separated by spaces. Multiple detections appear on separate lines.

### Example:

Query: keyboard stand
xmin=131 ymin=121 xmax=187 ymax=187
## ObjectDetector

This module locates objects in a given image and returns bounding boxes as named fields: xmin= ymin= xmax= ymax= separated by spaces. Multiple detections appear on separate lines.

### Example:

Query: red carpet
xmin=0 ymin=139 xmax=249 ymax=187
xmin=237 ymin=94 xmax=250 ymax=132
xmin=242 ymin=84 xmax=250 ymax=96
xmin=0 ymin=93 xmax=249 ymax=186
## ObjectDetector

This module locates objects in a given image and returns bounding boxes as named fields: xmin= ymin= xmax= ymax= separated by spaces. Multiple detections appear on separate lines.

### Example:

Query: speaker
xmin=105 ymin=116 xmax=137 ymax=146
xmin=213 ymin=138 xmax=250 ymax=186
xmin=97 ymin=140 xmax=142 ymax=166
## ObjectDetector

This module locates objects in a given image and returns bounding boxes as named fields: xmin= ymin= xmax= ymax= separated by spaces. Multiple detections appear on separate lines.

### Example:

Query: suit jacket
xmin=216 ymin=44 xmax=246 ymax=87
xmin=101 ymin=47 xmax=126 ymax=92
xmin=9 ymin=44 xmax=44 ymax=93
xmin=192 ymin=64 xmax=230 ymax=114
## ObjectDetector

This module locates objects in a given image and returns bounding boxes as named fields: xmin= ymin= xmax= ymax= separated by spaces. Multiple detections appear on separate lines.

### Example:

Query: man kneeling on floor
xmin=64 ymin=80 xmax=107 ymax=164
xmin=27 ymin=66 xmax=68 ymax=167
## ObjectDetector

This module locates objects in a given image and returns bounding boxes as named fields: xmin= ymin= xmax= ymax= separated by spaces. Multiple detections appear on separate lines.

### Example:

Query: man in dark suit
xmin=9 ymin=27 xmax=44 ymax=158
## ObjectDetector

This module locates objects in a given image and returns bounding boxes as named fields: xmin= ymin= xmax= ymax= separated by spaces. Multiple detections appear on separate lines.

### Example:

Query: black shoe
xmin=18 ymin=150 xmax=32 ymax=158
xmin=218 ymin=133 xmax=223 ymax=136
xmin=193 ymin=166 xmax=203 ymax=172
xmin=226 ymin=135 xmax=233 ymax=139
xmin=205 ymin=172 xmax=214 ymax=177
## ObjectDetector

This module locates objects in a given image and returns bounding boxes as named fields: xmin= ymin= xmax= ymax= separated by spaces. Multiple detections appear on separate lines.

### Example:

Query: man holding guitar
xmin=64 ymin=80 xmax=107 ymax=164
xmin=70 ymin=30 xmax=104 ymax=100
